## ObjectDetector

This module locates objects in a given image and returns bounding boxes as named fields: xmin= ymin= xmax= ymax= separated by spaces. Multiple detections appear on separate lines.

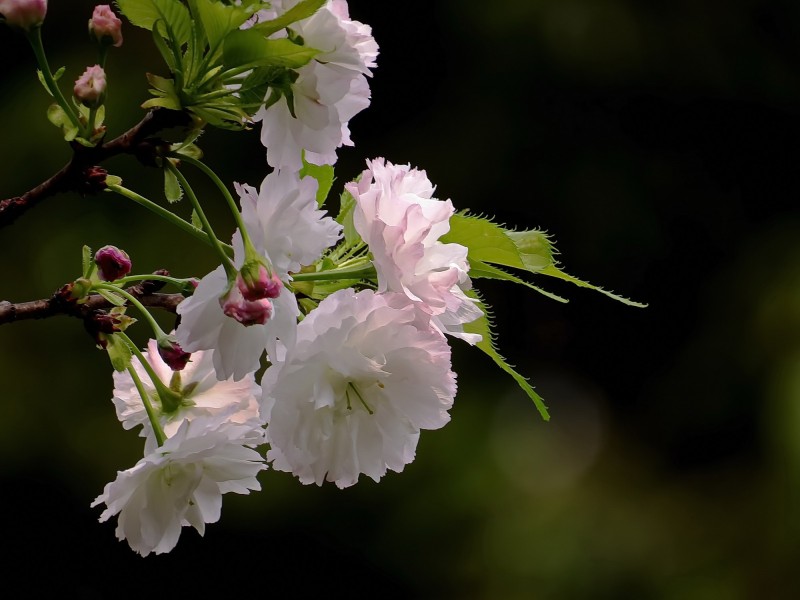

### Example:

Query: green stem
xmin=106 ymin=184 xmax=233 ymax=257
xmin=115 ymin=273 xmax=194 ymax=288
xmin=171 ymin=153 xmax=257 ymax=252
xmin=125 ymin=361 xmax=167 ymax=447
xmin=85 ymin=105 xmax=98 ymax=140
xmin=291 ymin=263 xmax=376 ymax=282
xmin=27 ymin=26 xmax=81 ymax=130
xmin=166 ymin=162 xmax=237 ymax=278
xmin=95 ymin=283 xmax=168 ymax=340
xmin=119 ymin=331 xmax=181 ymax=416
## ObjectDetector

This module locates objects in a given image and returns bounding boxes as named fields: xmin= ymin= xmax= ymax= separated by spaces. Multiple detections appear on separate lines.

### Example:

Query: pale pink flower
xmin=262 ymin=289 xmax=457 ymax=489
xmin=252 ymin=0 xmax=378 ymax=170
xmin=112 ymin=339 xmax=261 ymax=453
xmin=235 ymin=169 xmax=342 ymax=278
xmin=347 ymin=158 xmax=483 ymax=343
xmin=0 ymin=0 xmax=46 ymax=30
xmin=89 ymin=4 xmax=122 ymax=47
xmin=74 ymin=64 xmax=106 ymax=107
xmin=91 ymin=416 xmax=266 ymax=557
xmin=175 ymin=263 xmax=298 ymax=381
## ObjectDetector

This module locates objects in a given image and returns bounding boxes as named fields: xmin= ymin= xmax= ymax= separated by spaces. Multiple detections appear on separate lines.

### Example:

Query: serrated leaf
xmin=97 ymin=288 xmax=127 ymax=306
xmin=105 ymin=333 xmax=133 ymax=372
xmin=190 ymin=208 xmax=202 ymax=229
xmin=223 ymin=29 xmax=320 ymax=69
xmin=251 ymin=0 xmax=325 ymax=37
xmin=538 ymin=264 xmax=648 ymax=307
xmin=336 ymin=189 xmax=360 ymax=246
xmin=193 ymin=0 xmax=255 ymax=55
xmin=164 ymin=165 xmax=183 ymax=203
xmin=468 ymin=260 xmax=568 ymax=303
xmin=299 ymin=158 xmax=334 ymax=206
xmin=46 ymin=103 xmax=79 ymax=141
xmin=463 ymin=291 xmax=550 ymax=420
xmin=81 ymin=245 xmax=93 ymax=279
xmin=442 ymin=214 xmax=534 ymax=271
xmin=117 ymin=0 xmax=192 ymax=45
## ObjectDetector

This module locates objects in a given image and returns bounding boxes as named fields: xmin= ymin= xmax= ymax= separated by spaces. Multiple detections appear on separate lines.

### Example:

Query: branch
xmin=0 ymin=293 xmax=184 ymax=326
xmin=0 ymin=108 xmax=193 ymax=228
xmin=0 ymin=269 xmax=184 ymax=326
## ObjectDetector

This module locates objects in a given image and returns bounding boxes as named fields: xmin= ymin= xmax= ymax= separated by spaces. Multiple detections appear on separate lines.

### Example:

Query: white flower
xmin=176 ymin=171 xmax=340 ymax=379
xmin=347 ymin=158 xmax=483 ymax=343
xmin=235 ymin=169 xmax=342 ymax=278
xmin=175 ymin=264 xmax=292 ymax=381
xmin=253 ymin=0 xmax=378 ymax=170
xmin=261 ymin=288 xmax=457 ymax=489
xmin=91 ymin=416 xmax=266 ymax=557
xmin=112 ymin=339 xmax=262 ymax=454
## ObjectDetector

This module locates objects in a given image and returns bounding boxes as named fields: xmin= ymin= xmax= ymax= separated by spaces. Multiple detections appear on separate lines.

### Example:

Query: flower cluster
xmin=0 ymin=0 xmax=641 ymax=556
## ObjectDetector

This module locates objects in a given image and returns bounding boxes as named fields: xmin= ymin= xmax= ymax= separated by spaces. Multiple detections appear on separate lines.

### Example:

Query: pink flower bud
xmin=157 ymin=339 xmax=191 ymax=371
xmin=0 ymin=0 xmax=47 ymax=30
xmin=74 ymin=64 xmax=106 ymax=107
xmin=236 ymin=262 xmax=282 ymax=301
xmin=95 ymin=245 xmax=131 ymax=281
xmin=88 ymin=4 xmax=122 ymax=47
xmin=220 ymin=288 xmax=273 ymax=326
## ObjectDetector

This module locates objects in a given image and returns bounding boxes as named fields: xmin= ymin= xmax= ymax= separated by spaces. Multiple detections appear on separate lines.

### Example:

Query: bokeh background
xmin=2 ymin=0 xmax=800 ymax=597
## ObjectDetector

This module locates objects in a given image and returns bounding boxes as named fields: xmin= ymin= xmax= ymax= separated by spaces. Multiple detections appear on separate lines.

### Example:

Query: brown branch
xmin=0 ymin=292 xmax=184 ymax=325
xmin=0 ymin=108 xmax=193 ymax=228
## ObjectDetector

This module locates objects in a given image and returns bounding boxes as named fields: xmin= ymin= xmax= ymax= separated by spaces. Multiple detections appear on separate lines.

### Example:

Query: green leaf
xmin=105 ymin=333 xmax=133 ymax=372
xmin=81 ymin=245 xmax=93 ymax=279
xmin=36 ymin=66 xmax=65 ymax=97
xmin=46 ymin=104 xmax=78 ymax=141
xmin=538 ymin=264 xmax=648 ymax=308
xmin=468 ymin=260 xmax=568 ymax=303
xmin=223 ymin=29 xmax=320 ymax=69
xmin=463 ymin=291 xmax=550 ymax=420
xmin=193 ymin=0 xmax=255 ymax=55
xmin=164 ymin=164 xmax=183 ymax=203
xmin=96 ymin=288 xmax=127 ymax=307
xmin=190 ymin=208 xmax=202 ymax=229
xmin=251 ymin=0 xmax=325 ymax=37
xmin=336 ymin=189 xmax=360 ymax=247
xmin=116 ymin=0 xmax=192 ymax=45
xmin=142 ymin=95 xmax=183 ymax=110
xmin=442 ymin=214 xmax=536 ymax=272
xmin=299 ymin=158 xmax=334 ymax=206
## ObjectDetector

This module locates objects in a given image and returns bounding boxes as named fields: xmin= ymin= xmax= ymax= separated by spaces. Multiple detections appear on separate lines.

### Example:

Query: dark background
xmin=2 ymin=0 xmax=800 ymax=597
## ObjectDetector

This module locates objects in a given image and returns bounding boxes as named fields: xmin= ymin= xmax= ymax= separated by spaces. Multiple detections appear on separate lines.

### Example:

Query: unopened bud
xmin=0 ymin=0 xmax=47 ymax=30
xmin=88 ymin=4 xmax=122 ymax=47
xmin=94 ymin=245 xmax=131 ymax=281
xmin=74 ymin=64 xmax=106 ymax=108
xmin=157 ymin=337 xmax=191 ymax=371
xmin=236 ymin=262 xmax=282 ymax=301
xmin=220 ymin=288 xmax=273 ymax=326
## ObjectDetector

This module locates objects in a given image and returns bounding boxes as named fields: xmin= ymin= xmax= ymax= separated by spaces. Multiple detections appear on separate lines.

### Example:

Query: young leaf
xmin=251 ymin=0 xmax=325 ymax=37
xmin=193 ymin=0 xmax=255 ymax=54
xmin=224 ymin=29 xmax=320 ymax=69
xmin=463 ymin=292 xmax=550 ymax=420
xmin=190 ymin=208 xmax=203 ymax=229
xmin=81 ymin=245 xmax=93 ymax=279
xmin=538 ymin=264 xmax=648 ymax=307
xmin=299 ymin=158 xmax=334 ymax=206
xmin=117 ymin=0 xmax=192 ymax=46
xmin=164 ymin=164 xmax=183 ymax=203
xmin=468 ymin=260 xmax=568 ymax=303
xmin=105 ymin=333 xmax=133 ymax=372
xmin=336 ymin=189 xmax=360 ymax=247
